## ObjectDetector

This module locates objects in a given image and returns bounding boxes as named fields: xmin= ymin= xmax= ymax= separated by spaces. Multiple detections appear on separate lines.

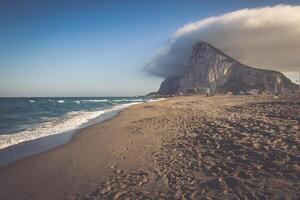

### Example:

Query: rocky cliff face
xmin=158 ymin=42 xmax=298 ymax=95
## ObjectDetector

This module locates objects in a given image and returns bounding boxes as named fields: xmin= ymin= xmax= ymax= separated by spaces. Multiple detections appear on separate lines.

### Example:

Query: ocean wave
xmin=112 ymin=98 xmax=145 ymax=102
xmin=57 ymin=100 xmax=64 ymax=103
xmin=81 ymin=99 xmax=108 ymax=103
xmin=148 ymin=98 xmax=166 ymax=102
xmin=29 ymin=100 xmax=35 ymax=103
xmin=0 ymin=102 xmax=142 ymax=150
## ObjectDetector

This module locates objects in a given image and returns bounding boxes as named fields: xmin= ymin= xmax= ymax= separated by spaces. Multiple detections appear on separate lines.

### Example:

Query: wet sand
xmin=0 ymin=95 xmax=299 ymax=199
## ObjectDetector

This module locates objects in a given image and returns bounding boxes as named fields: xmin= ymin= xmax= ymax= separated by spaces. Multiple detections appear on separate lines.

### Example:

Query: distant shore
xmin=0 ymin=94 xmax=299 ymax=199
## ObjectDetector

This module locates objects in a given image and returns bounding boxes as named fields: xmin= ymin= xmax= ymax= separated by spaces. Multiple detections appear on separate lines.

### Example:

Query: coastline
xmin=0 ymin=101 xmax=150 ymax=167
xmin=0 ymin=99 xmax=163 ymax=200
xmin=0 ymin=95 xmax=299 ymax=199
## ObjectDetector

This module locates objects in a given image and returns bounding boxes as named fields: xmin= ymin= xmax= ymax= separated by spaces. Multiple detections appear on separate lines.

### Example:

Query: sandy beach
xmin=0 ymin=94 xmax=299 ymax=199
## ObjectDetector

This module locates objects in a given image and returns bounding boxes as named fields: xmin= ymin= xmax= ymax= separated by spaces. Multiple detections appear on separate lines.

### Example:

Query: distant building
xmin=186 ymin=87 xmax=210 ymax=94
xmin=247 ymin=89 xmax=259 ymax=95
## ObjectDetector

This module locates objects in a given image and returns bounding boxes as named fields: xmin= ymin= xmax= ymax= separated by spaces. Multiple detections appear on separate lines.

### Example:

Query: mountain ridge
xmin=158 ymin=41 xmax=298 ymax=95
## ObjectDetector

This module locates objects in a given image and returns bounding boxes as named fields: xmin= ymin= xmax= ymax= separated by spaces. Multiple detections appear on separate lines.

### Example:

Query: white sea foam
xmin=74 ymin=100 xmax=80 ymax=104
xmin=148 ymin=98 xmax=166 ymax=102
xmin=0 ymin=102 xmax=142 ymax=150
xmin=29 ymin=100 xmax=35 ymax=103
xmin=81 ymin=99 xmax=108 ymax=103
xmin=74 ymin=99 xmax=146 ymax=103
xmin=112 ymin=98 xmax=144 ymax=102
xmin=57 ymin=100 xmax=64 ymax=103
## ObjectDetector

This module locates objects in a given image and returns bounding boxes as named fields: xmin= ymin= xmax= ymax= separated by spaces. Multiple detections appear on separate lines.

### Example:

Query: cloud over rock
xmin=145 ymin=5 xmax=300 ymax=78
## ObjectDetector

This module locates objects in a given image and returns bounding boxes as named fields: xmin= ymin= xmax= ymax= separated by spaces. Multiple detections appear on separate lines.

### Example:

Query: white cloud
xmin=145 ymin=4 xmax=300 ymax=78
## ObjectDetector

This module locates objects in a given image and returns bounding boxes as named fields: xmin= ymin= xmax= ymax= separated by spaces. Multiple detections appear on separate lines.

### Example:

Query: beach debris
xmin=110 ymin=164 xmax=118 ymax=170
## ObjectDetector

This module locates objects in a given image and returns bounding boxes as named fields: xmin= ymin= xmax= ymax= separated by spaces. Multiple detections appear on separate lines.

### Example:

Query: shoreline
xmin=0 ymin=101 xmax=150 ymax=167
xmin=0 ymin=95 xmax=299 ymax=199
xmin=0 ymin=99 xmax=164 ymax=200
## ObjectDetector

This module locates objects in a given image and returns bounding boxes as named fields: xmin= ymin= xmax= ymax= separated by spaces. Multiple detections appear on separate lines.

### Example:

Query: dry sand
xmin=0 ymin=94 xmax=299 ymax=199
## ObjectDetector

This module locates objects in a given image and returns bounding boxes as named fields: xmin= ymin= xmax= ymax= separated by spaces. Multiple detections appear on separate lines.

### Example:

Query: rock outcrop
xmin=158 ymin=42 xmax=298 ymax=95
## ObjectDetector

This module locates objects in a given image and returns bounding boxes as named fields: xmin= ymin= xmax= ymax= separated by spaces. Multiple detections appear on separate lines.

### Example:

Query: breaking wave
xmin=0 ymin=102 xmax=143 ymax=150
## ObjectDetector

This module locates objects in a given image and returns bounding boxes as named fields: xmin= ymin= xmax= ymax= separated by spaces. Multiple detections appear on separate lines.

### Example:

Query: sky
xmin=0 ymin=0 xmax=299 ymax=97
xmin=145 ymin=5 xmax=300 ymax=79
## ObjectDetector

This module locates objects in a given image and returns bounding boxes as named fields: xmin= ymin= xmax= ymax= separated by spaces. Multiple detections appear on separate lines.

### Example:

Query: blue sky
xmin=0 ymin=0 xmax=299 ymax=97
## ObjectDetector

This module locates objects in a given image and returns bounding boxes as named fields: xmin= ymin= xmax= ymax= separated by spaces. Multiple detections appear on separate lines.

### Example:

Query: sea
xmin=0 ymin=97 xmax=157 ymax=166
